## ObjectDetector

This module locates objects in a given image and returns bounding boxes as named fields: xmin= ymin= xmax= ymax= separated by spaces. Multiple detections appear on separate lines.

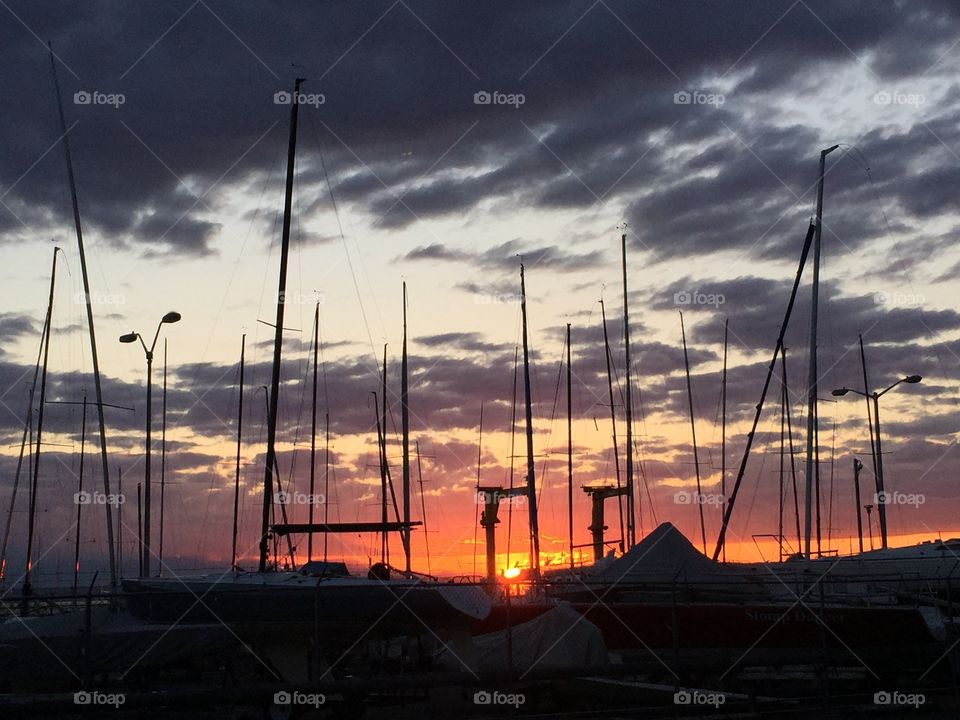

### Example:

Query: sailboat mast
xmin=416 ymin=441 xmax=431 ymax=576
xmin=308 ymin=304 xmax=319 ymax=563
xmin=117 ymin=468 xmax=123 ymax=578
xmin=49 ymin=45 xmax=116 ymax=587
xmin=158 ymin=338 xmax=167 ymax=575
xmin=680 ymin=312 xmax=706 ymax=555
xmin=380 ymin=346 xmax=389 ymax=564
xmin=0 ymin=319 xmax=47 ymax=581
xmin=720 ymin=318 xmax=728 ymax=562
xmin=73 ymin=395 xmax=87 ymax=593
xmin=600 ymin=299 xmax=625 ymax=552
xmin=803 ymin=144 xmax=838 ymax=559
xmin=23 ymin=247 xmax=59 ymax=599
xmin=136 ymin=482 xmax=143 ymax=577
xmin=779 ymin=368 xmax=787 ymax=562
xmin=323 ymin=413 xmax=330 ymax=562
xmin=519 ymin=264 xmax=540 ymax=573
xmin=231 ymin=334 xmax=245 ymax=572
xmin=401 ymin=282 xmax=411 ymax=574
xmin=621 ymin=233 xmax=636 ymax=548
xmin=712 ymin=221 xmax=816 ymax=561
xmin=258 ymin=77 xmax=304 ymax=572
xmin=782 ymin=346 xmax=802 ymax=551
xmin=566 ymin=323 xmax=574 ymax=570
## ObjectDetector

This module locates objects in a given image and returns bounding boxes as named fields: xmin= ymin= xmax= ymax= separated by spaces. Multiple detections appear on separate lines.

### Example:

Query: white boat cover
xmin=438 ymin=602 xmax=608 ymax=673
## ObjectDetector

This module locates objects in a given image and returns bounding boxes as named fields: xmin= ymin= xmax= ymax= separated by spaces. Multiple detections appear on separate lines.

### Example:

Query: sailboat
xmin=532 ymin=208 xmax=948 ymax=669
xmin=122 ymin=81 xmax=490 ymax=637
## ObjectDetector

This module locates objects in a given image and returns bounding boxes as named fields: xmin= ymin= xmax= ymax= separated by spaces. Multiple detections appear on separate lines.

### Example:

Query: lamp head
xmin=119 ymin=332 xmax=138 ymax=344
xmin=904 ymin=375 xmax=922 ymax=384
xmin=831 ymin=388 xmax=849 ymax=397
xmin=161 ymin=311 xmax=181 ymax=324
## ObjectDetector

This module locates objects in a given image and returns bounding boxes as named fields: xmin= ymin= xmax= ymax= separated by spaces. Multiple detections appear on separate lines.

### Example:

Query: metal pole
xmin=599 ymin=300 xmax=624 ymax=553
xmin=231 ymin=335 xmax=245 ymax=571
xmin=117 ymin=468 xmax=123 ymax=578
xmin=566 ymin=323 xmax=574 ymax=570
xmin=680 ymin=312 xmax=706 ymax=555
xmin=380 ymin=347 xmax=389 ymax=564
xmin=804 ymin=145 xmax=838 ymax=559
xmin=49 ymin=46 xmax=116 ymax=588
xmin=24 ymin=248 xmax=58 ymax=600
xmin=259 ymin=77 xmax=304 ymax=572
xmin=142 ymin=347 xmax=153 ymax=577
xmin=73 ymin=396 xmax=87 ymax=593
xmin=136 ymin=482 xmax=143 ymax=578
xmin=859 ymin=335 xmax=879 ymax=487
xmin=401 ymin=283 xmax=411 ymax=573
xmin=713 ymin=222 xmax=815 ymax=560
xmin=720 ymin=318 xmax=728 ymax=562
xmin=853 ymin=457 xmax=864 ymax=553
xmin=519 ymin=264 xmax=540 ymax=572
xmin=621 ymin=233 xmax=636 ymax=548
xmin=873 ymin=394 xmax=888 ymax=548
xmin=158 ymin=338 xmax=167 ymax=575
xmin=309 ymin=306 xmax=319 ymax=563
xmin=323 ymin=413 xmax=330 ymax=562
xmin=415 ymin=441 xmax=430 ymax=575
xmin=779 ymin=373 xmax=786 ymax=563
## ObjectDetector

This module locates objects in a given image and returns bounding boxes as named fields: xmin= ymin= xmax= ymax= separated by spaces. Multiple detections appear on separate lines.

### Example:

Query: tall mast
xmin=73 ymin=395 xmax=87 ymax=593
xmin=506 ymin=349 xmax=519 ymax=568
xmin=566 ymin=323 xmax=574 ymax=570
xmin=231 ymin=334 xmax=245 ymax=572
xmin=782 ymin=347 xmax=802 ymax=551
xmin=680 ymin=312 xmax=706 ymax=555
xmin=600 ymin=299 xmax=625 ymax=553
xmin=0 ymin=317 xmax=47 ymax=580
xmin=401 ymin=282 xmax=411 ymax=574
xmin=519 ymin=264 xmax=540 ymax=572
xmin=713 ymin=221 xmax=816 ymax=561
xmin=803 ymin=144 xmax=838 ymax=559
xmin=117 ymin=468 xmax=123 ymax=578
xmin=308 ymin=304 xmax=319 ymax=563
xmin=852 ymin=457 xmax=864 ymax=553
xmin=136 ymin=482 xmax=143 ymax=577
xmin=380 ymin=346 xmax=389 ymax=564
xmin=258 ymin=77 xmax=305 ymax=572
xmin=23 ymin=247 xmax=58 ymax=599
xmin=473 ymin=402 xmax=483 ymax=580
xmin=158 ymin=338 xmax=168 ymax=575
xmin=416 ymin=441 xmax=431 ymax=576
xmin=858 ymin=335 xmax=879 ymax=505
xmin=323 ymin=413 xmax=330 ymax=562
xmin=720 ymin=318 xmax=728 ymax=562
xmin=779 ymin=366 xmax=787 ymax=562
xmin=49 ymin=45 xmax=116 ymax=587
xmin=621 ymin=232 xmax=636 ymax=548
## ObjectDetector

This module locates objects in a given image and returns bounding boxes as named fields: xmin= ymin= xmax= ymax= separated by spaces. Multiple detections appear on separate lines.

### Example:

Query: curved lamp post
xmin=832 ymin=374 xmax=921 ymax=549
xmin=120 ymin=311 xmax=181 ymax=577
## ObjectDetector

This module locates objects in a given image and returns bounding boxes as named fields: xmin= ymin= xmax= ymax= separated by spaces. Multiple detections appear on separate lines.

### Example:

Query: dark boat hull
xmin=122 ymin=578 xmax=484 ymax=638
xmin=477 ymin=599 xmax=941 ymax=669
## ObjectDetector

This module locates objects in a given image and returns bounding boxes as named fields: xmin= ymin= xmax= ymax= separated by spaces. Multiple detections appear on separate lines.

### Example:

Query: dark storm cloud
xmin=2 ymin=1 xmax=959 ymax=259
xmin=401 ymin=239 xmax=606 ymax=273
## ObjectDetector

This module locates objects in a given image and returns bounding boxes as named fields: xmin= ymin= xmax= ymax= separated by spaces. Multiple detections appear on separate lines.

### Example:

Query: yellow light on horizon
xmin=503 ymin=567 xmax=521 ymax=579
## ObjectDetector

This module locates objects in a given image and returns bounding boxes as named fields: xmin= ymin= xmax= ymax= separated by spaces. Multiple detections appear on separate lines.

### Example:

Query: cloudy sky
xmin=2 ymin=1 xmax=960 ymax=583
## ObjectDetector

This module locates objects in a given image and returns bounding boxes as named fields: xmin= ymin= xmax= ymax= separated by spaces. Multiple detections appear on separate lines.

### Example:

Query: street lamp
xmin=832 ymin=374 xmax=921 ymax=550
xmin=120 ymin=311 xmax=181 ymax=577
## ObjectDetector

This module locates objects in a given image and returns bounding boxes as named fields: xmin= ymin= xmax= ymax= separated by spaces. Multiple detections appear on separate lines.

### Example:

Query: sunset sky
xmin=2 ymin=1 xmax=960 ymax=584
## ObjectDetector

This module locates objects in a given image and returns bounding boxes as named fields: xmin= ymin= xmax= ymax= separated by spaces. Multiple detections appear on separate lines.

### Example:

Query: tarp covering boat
xmin=583 ymin=522 xmax=766 ymax=591
xmin=439 ymin=602 xmax=608 ymax=673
